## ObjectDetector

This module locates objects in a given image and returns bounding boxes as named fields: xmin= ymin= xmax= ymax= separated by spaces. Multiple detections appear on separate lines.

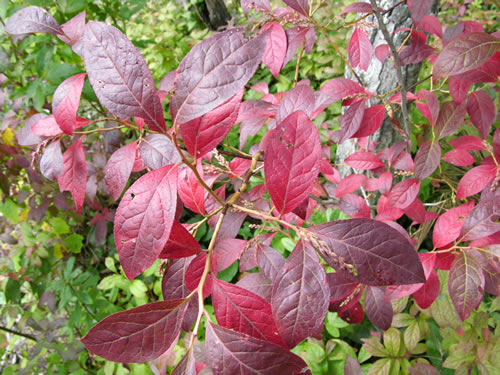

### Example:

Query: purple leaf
xmin=57 ymin=138 xmax=87 ymax=214
xmin=387 ymin=178 xmax=420 ymax=209
xmin=5 ymin=6 xmax=63 ymax=35
xmin=284 ymin=26 xmax=311 ymax=66
xmin=237 ymin=273 xmax=273 ymax=302
xmin=40 ymin=140 xmax=63 ymax=180
xmin=82 ymin=21 xmax=166 ymax=132
xmin=408 ymin=0 xmax=434 ymax=23
xmin=212 ymin=279 xmax=287 ymax=347
xmin=271 ymin=241 xmax=329 ymax=348
xmin=340 ymin=2 xmax=373 ymax=15
xmin=264 ymin=111 xmax=321 ymax=215
xmin=320 ymin=78 xmax=366 ymax=102
xmin=171 ymin=30 xmax=265 ymax=125
xmin=339 ymin=100 xmax=366 ymax=143
xmin=213 ymin=238 xmax=247 ymax=271
xmin=310 ymin=218 xmax=425 ymax=285
xmin=256 ymin=242 xmax=286 ymax=284
xmin=344 ymin=354 xmax=362 ymax=375
xmin=460 ymin=200 xmax=500 ymax=241
xmin=276 ymin=84 xmax=316 ymax=124
xmin=205 ymin=322 xmax=308 ymax=375
xmin=414 ymin=141 xmax=441 ymax=181
xmin=58 ymin=11 xmax=86 ymax=46
xmin=104 ymin=141 xmax=137 ymax=201
xmin=449 ymin=253 xmax=485 ymax=321
xmin=114 ymin=165 xmax=177 ymax=280
xmin=283 ymin=0 xmax=310 ymax=17
xmin=82 ymin=300 xmax=187 ymax=363
xmin=261 ymin=22 xmax=287 ymax=78
xmin=16 ymin=114 xmax=46 ymax=146
xmin=466 ymin=90 xmax=496 ymax=139
xmin=138 ymin=134 xmax=180 ymax=170
xmin=241 ymin=0 xmax=270 ymax=17
xmin=364 ymin=286 xmax=393 ymax=331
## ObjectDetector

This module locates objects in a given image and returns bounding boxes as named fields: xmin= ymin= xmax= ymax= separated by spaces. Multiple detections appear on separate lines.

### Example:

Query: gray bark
xmin=336 ymin=0 xmax=437 ymax=178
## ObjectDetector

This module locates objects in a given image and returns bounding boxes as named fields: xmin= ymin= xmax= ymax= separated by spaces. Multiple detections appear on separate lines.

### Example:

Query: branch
xmin=369 ymin=0 xmax=411 ymax=137
xmin=0 ymin=325 xmax=37 ymax=342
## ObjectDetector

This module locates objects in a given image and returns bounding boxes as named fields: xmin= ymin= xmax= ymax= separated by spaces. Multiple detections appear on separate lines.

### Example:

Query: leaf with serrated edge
xmin=310 ymin=218 xmax=425 ymax=285
xmin=271 ymin=241 xmax=329 ymax=348
xmin=114 ymin=165 xmax=177 ymax=279
xmin=82 ymin=300 xmax=187 ymax=363
xmin=265 ymin=111 xmax=321 ymax=215
xmin=105 ymin=141 xmax=137 ymax=201
xmin=212 ymin=279 xmax=287 ymax=347
xmin=205 ymin=322 xmax=308 ymax=375
xmin=171 ymin=30 xmax=265 ymax=125
xmin=82 ymin=21 xmax=165 ymax=132
xmin=57 ymin=138 xmax=87 ymax=214
xmin=449 ymin=253 xmax=485 ymax=321
xmin=5 ymin=6 xmax=62 ymax=35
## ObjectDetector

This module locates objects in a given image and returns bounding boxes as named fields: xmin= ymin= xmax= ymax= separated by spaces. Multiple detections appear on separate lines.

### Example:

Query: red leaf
xmin=416 ymin=89 xmax=439 ymax=126
xmin=241 ymin=0 xmax=270 ymax=16
xmin=205 ymin=322 xmax=308 ymax=375
xmin=52 ymin=73 xmax=86 ymax=135
xmin=443 ymin=149 xmax=475 ymax=166
xmin=434 ymin=101 xmax=467 ymax=139
xmin=448 ymin=76 xmax=471 ymax=104
xmin=433 ymin=201 xmax=475 ymax=248
xmin=365 ymin=286 xmax=392 ymax=331
xmin=212 ymin=280 xmax=287 ymax=347
xmin=338 ymin=194 xmax=371 ymax=219
xmin=456 ymin=164 xmax=497 ymax=199
xmin=104 ymin=141 xmax=137 ymax=201
xmin=256 ymin=242 xmax=286 ymax=283
xmin=449 ymin=253 xmax=485 ymax=320
xmin=352 ymin=104 xmax=385 ymax=138
xmin=40 ymin=140 xmax=63 ymax=180
xmin=320 ymin=78 xmax=367 ymax=102
xmin=57 ymin=138 xmax=87 ymax=214
xmin=376 ymin=195 xmax=404 ymax=221
xmin=180 ymin=90 xmax=243 ymax=158
xmin=5 ymin=6 xmax=62 ymax=35
xmin=82 ymin=300 xmax=187 ymax=363
xmin=327 ymin=271 xmax=359 ymax=308
xmin=310 ymin=218 xmax=425 ymax=285
xmin=433 ymin=32 xmax=500 ymax=80
xmin=271 ymin=241 xmax=329 ymax=348
xmin=466 ymin=90 xmax=496 ymax=139
xmin=408 ymin=0 xmax=433 ymax=23
xmin=348 ymin=28 xmax=373 ymax=71
xmin=345 ymin=151 xmax=384 ymax=170
xmin=171 ymin=349 xmax=196 ymax=375
xmin=58 ymin=11 xmax=86 ymax=46
xmin=387 ymin=178 xmax=420 ymax=209
xmin=284 ymin=26 xmax=311 ymax=66
xmin=237 ymin=273 xmax=273 ymax=302
xmin=413 ymin=269 xmax=440 ymax=309
xmin=461 ymin=200 xmax=500 ymax=241
xmin=138 ymin=134 xmax=180 ymax=170
xmin=283 ymin=0 xmax=310 ymax=17
xmin=171 ymin=30 xmax=265 ymax=125
xmin=449 ymin=135 xmax=487 ymax=151
xmin=340 ymin=2 xmax=373 ymax=15
xmin=414 ymin=141 xmax=441 ymax=181
xmin=276 ymin=84 xmax=316 ymax=124
xmin=339 ymin=302 xmax=364 ymax=324
xmin=213 ymin=238 xmax=247 ymax=271
xmin=185 ymin=253 xmax=212 ymax=298
xmin=336 ymin=174 xmax=366 ymax=198
xmin=399 ymin=30 xmax=435 ymax=66
xmin=114 ymin=165 xmax=177 ymax=279
xmin=261 ymin=22 xmax=287 ymax=77
xmin=159 ymin=221 xmax=201 ymax=259
xmin=178 ymin=165 xmax=205 ymax=215
xmin=265 ymin=111 xmax=321 ymax=215
xmin=339 ymin=100 xmax=366 ymax=143
xmin=417 ymin=15 xmax=443 ymax=39
xmin=82 ymin=21 xmax=165 ymax=132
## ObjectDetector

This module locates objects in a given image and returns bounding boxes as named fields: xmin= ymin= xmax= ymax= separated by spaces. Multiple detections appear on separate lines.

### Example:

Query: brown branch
xmin=0 ymin=325 xmax=37 ymax=342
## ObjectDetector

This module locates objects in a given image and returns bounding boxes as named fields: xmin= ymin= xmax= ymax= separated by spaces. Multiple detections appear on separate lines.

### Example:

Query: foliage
xmin=1 ymin=0 xmax=499 ymax=374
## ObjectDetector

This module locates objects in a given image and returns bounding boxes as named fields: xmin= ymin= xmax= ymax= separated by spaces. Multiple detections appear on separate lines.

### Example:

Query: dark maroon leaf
xmin=82 ymin=300 xmax=187 ymax=363
xmin=138 ymin=134 xmax=180 ymax=170
xmin=466 ymin=90 xmax=496 ymax=139
xmin=205 ymin=322 xmax=308 ymax=375
xmin=284 ymin=26 xmax=311 ymax=66
xmin=171 ymin=30 xmax=265 ymax=125
xmin=276 ymin=84 xmax=315 ymax=124
xmin=212 ymin=238 xmax=247 ymax=272
xmin=185 ymin=253 xmax=213 ymax=298
xmin=399 ymin=30 xmax=435 ymax=66
xmin=57 ymin=138 xmax=87 ymax=214
xmin=104 ymin=141 xmax=137 ymax=201
xmin=327 ymin=271 xmax=359 ymax=309
xmin=448 ymin=76 xmax=471 ymax=104
xmin=348 ymin=28 xmax=373 ymax=71
xmin=82 ymin=21 xmax=166 ymax=132
xmin=264 ymin=111 xmax=321 ymax=215
xmin=237 ymin=273 xmax=273 ymax=302
xmin=5 ymin=6 xmax=63 ymax=35
xmin=433 ymin=32 xmax=500 ymax=80
xmin=352 ymin=104 xmax=385 ymax=138
xmin=283 ymin=0 xmax=310 ymax=17
xmin=310 ymin=218 xmax=425 ymax=285
xmin=114 ymin=165 xmax=177 ymax=280
xmin=449 ymin=253 xmax=485 ymax=321
xmin=271 ymin=241 xmax=329 ymax=348
xmin=58 ymin=11 xmax=86 ymax=46
xmin=180 ymin=90 xmax=243 ymax=159
xmin=339 ymin=302 xmax=364 ymax=324
xmin=40 ymin=140 xmax=63 ymax=180
xmin=414 ymin=141 xmax=441 ymax=181
xmin=171 ymin=349 xmax=196 ymax=375
xmin=160 ymin=221 xmax=201 ymax=259
xmin=364 ymin=286 xmax=392 ymax=331
xmin=212 ymin=280 xmax=287 ymax=347
xmin=256 ymin=243 xmax=285 ymax=283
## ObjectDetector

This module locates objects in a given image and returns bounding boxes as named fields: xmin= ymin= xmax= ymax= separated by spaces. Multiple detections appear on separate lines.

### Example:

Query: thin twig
xmin=0 ymin=326 xmax=37 ymax=342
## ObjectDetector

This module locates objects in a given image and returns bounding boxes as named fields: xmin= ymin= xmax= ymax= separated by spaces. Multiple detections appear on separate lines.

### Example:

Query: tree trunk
xmin=192 ymin=0 xmax=231 ymax=31
xmin=336 ymin=0 xmax=438 ymax=178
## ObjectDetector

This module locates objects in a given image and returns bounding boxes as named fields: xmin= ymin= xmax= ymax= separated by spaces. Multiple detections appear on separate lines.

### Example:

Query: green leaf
xmin=98 ymin=275 xmax=124 ymax=290
xmin=392 ymin=313 xmax=415 ymax=328
xmin=50 ymin=217 xmax=70 ymax=236
xmin=129 ymin=280 xmax=148 ymax=298
xmin=404 ymin=320 xmax=421 ymax=352
xmin=64 ymin=234 xmax=84 ymax=254
xmin=368 ymin=358 xmax=391 ymax=375
xmin=383 ymin=328 xmax=401 ymax=356
xmin=0 ymin=198 xmax=19 ymax=224
xmin=362 ymin=337 xmax=389 ymax=357
xmin=105 ymin=257 xmax=117 ymax=273
xmin=46 ymin=64 xmax=81 ymax=85
xmin=64 ymin=257 xmax=76 ymax=280
xmin=217 ymin=261 xmax=239 ymax=282
xmin=5 ymin=279 xmax=21 ymax=303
